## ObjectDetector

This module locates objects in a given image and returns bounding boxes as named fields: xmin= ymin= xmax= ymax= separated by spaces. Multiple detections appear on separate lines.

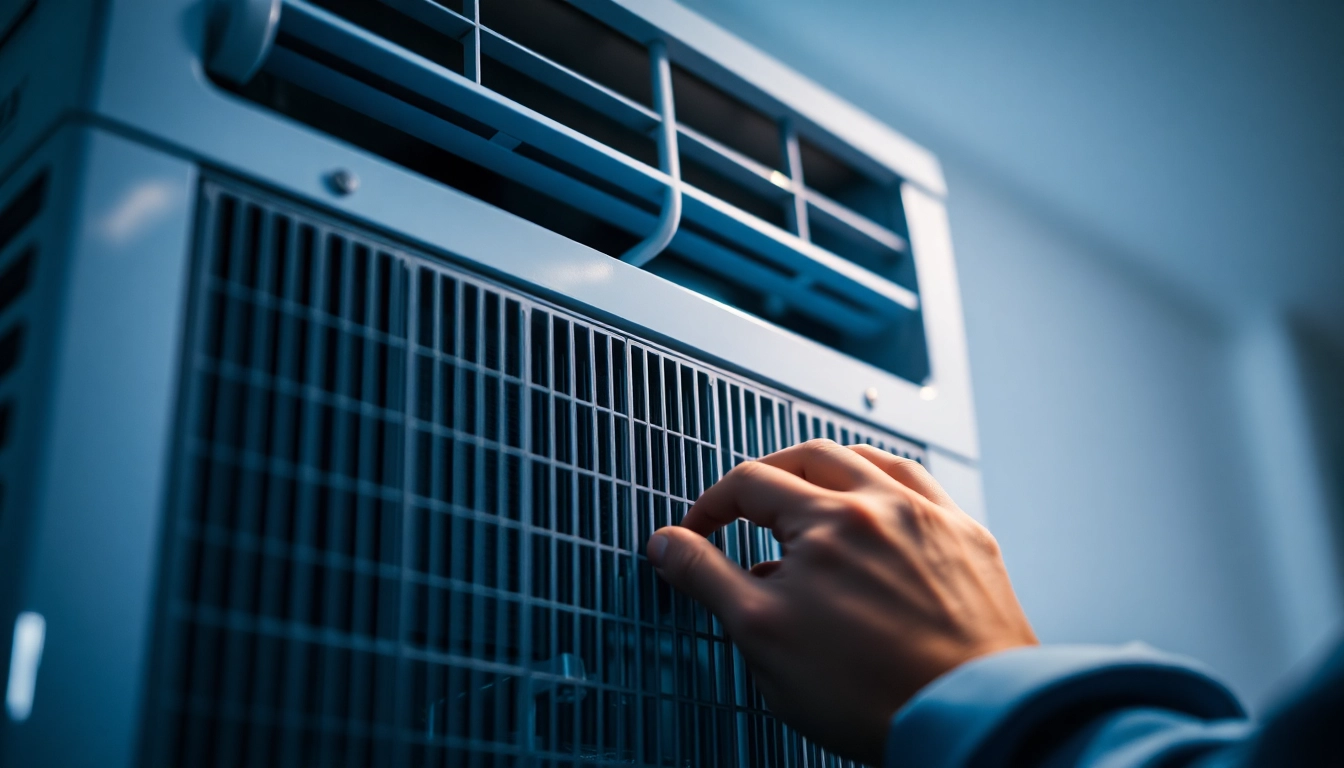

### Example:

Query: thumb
xmin=647 ymin=526 xmax=762 ymax=621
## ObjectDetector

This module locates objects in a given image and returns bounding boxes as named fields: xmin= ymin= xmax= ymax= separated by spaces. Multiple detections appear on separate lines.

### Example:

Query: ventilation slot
xmin=0 ymin=169 xmax=45 ymax=542
xmin=0 ymin=0 xmax=39 ymax=59
xmin=0 ymin=171 xmax=45 ymax=387
xmin=795 ymin=403 xmax=924 ymax=462
xmin=800 ymin=135 xmax=914 ymax=291
xmin=0 ymin=247 xmax=35 ymax=314
xmin=0 ymin=327 xmax=17 ymax=381
xmin=210 ymin=0 xmax=932 ymax=383
xmin=0 ymin=399 xmax=10 ymax=452
xmin=149 ymin=179 xmax=922 ymax=767
xmin=0 ymin=172 xmax=47 ymax=255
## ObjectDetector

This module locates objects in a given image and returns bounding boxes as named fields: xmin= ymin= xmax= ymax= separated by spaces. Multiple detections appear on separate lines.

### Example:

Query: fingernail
xmin=646 ymin=531 xmax=669 ymax=567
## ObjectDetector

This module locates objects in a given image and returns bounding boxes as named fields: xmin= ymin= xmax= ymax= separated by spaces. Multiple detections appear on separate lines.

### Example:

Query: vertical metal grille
xmin=151 ymin=179 xmax=923 ymax=767
xmin=793 ymin=404 xmax=924 ymax=463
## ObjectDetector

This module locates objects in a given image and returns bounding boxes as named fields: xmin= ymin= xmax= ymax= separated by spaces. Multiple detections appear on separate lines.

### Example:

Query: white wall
xmin=944 ymin=165 xmax=1289 ymax=703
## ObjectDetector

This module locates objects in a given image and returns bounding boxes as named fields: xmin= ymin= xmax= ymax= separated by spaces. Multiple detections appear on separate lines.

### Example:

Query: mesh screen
xmin=149 ymin=178 xmax=923 ymax=768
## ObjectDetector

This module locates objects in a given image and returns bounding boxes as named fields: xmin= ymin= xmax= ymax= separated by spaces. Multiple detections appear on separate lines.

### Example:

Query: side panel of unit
xmin=0 ymin=120 xmax=78 ymax=760
xmin=0 ymin=0 xmax=102 ymax=178
xmin=0 ymin=126 xmax=196 ymax=768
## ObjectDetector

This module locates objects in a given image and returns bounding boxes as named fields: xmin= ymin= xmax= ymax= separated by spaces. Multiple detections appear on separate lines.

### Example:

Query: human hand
xmin=645 ymin=440 xmax=1037 ymax=765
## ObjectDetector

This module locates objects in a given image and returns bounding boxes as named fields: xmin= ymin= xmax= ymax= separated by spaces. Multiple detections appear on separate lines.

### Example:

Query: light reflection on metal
xmin=5 ymin=612 xmax=46 ymax=722
xmin=619 ymin=40 xmax=681 ymax=268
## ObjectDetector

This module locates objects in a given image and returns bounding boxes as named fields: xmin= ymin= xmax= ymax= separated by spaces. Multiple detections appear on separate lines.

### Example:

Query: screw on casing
xmin=326 ymin=169 xmax=360 ymax=196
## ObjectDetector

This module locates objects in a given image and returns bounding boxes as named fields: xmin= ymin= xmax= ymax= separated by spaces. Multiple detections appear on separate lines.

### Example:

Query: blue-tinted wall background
xmin=678 ymin=0 xmax=1344 ymax=707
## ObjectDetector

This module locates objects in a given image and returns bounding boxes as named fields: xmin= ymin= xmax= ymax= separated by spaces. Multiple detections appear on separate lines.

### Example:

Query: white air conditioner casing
xmin=0 ymin=1 xmax=980 ymax=765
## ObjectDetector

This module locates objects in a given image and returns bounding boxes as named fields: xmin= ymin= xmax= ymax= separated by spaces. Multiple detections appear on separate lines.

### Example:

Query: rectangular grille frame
xmin=146 ymin=176 xmax=924 ymax=768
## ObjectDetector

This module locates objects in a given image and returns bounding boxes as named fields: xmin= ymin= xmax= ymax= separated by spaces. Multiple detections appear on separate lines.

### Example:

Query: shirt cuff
xmin=884 ymin=644 xmax=1245 ymax=768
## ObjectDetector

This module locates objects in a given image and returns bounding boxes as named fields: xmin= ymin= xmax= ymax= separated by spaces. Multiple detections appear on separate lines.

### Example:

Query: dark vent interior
xmin=0 ymin=169 xmax=45 ymax=544
xmin=0 ymin=0 xmax=39 ymax=58
xmin=481 ymin=0 xmax=651 ymax=107
xmin=798 ymin=136 xmax=895 ymax=228
xmin=234 ymin=75 xmax=646 ymax=261
xmin=0 ymin=172 xmax=47 ymax=254
xmin=0 ymin=399 xmax=10 ymax=452
xmin=309 ymin=0 xmax=466 ymax=74
xmin=148 ymin=179 xmax=921 ymax=768
xmin=0 ymin=327 xmax=15 ymax=378
xmin=0 ymin=247 xmax=35 ymax=314
xmin=670 ymin=63 xmax=781 ymax=172
xmin=481 ymin=59 xmax=658 ymax=167
xmin=0 ymin=171 xmax=45 ymax=384
xmin=215 ymin=0 xmax=933 ymax=384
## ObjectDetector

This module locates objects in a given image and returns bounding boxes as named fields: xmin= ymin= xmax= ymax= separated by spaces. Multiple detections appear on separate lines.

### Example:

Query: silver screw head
xmin=326 ymin=169 xmax=360 ymax=196
xmin=863 ymin=387 xmax=879 ymax=409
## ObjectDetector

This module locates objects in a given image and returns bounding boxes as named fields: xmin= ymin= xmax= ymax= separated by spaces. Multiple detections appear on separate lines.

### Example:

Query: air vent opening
xmin=0 ymin=0 xmax=38 ymax=59
xmin=259 ymin=32 xmax=488 ymax=136
xmin=232 ymin=67 xmax=931 ymax=381
xmin=232 ymin=75 xmax=643 ymax=259
xmin=0 ymin=325 xmax=22 ymax=380
xmin=481 ymin=0 xmax=652 ymax=108
xmin=670 ymin=63 xmax=782 ymax=172
xmin=679 ymin=153 xmax=788 ymax=230
xmin=799 ymin=135 xmax=899 ymax=230
xmin=0 ymin=171 xmax=48 ymax=254
xmin=647 ymin=245 xmax=928 ymax=383
xmin=218 ymin=2 xmax=932 ymax=384
xmin=307 ymin=0 xmax=466 ymax=75
xmin=0 ymin=247 xmax=35 ymax=314
xmin=0 ymin=399 xmax=10 ymax=452
xmin=481 ymin=58 xmax=657 ymax=167
xmin=808 ymin=206 xmax=917 ymax=293
xmin=648 ymin=251 xmax=873 ymax=350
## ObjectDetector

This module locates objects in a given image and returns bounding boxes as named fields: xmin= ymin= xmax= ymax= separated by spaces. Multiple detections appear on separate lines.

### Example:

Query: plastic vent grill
xmin=149 ymin=178 xmax=923 ymax=767
xmin=217 ymin=0 xmax=932 ymax=383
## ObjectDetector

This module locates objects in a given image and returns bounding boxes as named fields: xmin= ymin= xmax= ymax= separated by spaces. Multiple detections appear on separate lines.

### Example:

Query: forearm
xmin=884 ymin=644 xmax=1248 ymax=768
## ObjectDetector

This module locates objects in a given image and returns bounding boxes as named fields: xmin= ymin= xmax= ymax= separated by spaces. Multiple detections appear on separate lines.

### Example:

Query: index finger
xmin=680 ymin=460 xmax=829 ymax=539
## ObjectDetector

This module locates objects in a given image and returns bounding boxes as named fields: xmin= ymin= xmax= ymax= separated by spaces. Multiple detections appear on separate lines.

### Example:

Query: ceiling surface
xmin=676 ymin=0 xmax=1344 ymax=338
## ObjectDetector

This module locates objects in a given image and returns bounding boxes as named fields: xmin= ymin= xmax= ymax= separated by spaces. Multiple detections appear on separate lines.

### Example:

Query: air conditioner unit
xmin=0 ymin=0 xmax=980 ymax=765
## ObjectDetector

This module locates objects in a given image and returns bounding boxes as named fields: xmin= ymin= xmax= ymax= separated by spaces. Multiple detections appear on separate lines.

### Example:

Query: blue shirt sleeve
xmin=883 ymin=644 xmax=1247 ymax=768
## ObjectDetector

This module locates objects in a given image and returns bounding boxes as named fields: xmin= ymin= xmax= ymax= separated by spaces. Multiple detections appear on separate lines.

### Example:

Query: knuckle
xmin=731 ymin=595 xmax=780 ymax=638
xmin=896 ymin=495 xmax=938 ymax=528
xmin=892 ymin=454 xmax=930 ymax=477
xmin=797 ymin=526 xmax=846 ymax=563
xmin=728 ymin=459 xmax=765 ymax=483
xmin=834 ymin=497 xmax=884 ymax=532
xmin=966 ymin=520 xmax=1002 ymax=557
xmin=801 ymin=438 xmax=838 ymax=453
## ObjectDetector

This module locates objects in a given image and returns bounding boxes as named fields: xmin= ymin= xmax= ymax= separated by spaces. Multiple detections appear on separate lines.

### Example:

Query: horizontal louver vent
xmin=149 ymin=178 xmax=922 ymax=767
xmin=0 ymin=169 xmax=46 ymax=533
xmin=210 ymin=0 xmax=931 ymax=384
